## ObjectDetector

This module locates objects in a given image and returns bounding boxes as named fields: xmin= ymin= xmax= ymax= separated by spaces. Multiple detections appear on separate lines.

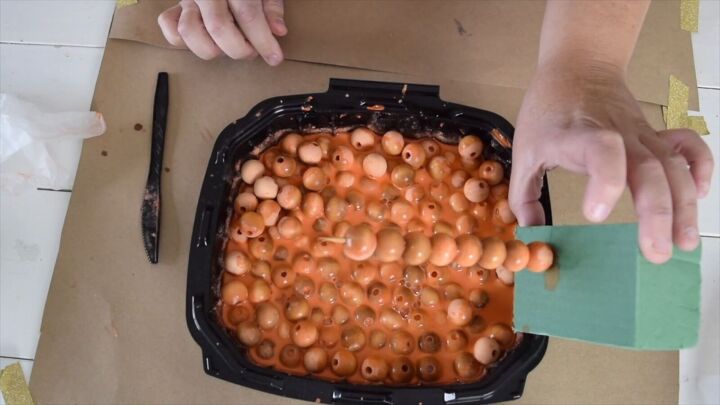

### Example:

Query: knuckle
xmin=204 ymin=17 xmax=229 ymax=37
xmin=594 ymin=132 xmax=624 ymax=154
xmin=642 ymin=203 xmax=673 ymax=219
xmin=633 ymin=154 xmax=663 ymax=174
xmin=235 ymin=4 xmax=261 ymax=24
xmin=176 ymin=21 xmax=191 ymax=37
xmin=665 ymin=153 xmax=688 ymax=169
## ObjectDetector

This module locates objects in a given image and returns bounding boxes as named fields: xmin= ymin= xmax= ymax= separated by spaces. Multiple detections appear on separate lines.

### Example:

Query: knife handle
xmin=148 ymin=72 xmax=169 ymax=187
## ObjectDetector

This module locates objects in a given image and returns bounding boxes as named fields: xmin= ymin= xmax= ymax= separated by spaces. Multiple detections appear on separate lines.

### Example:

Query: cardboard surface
xmin=30 ymin=1 xmax=686 ymax=402
xmin=109 ymin=0 xmax=699 ymax=110
xmin=515 ymin=224 xmax=701 ymax=350
xmin=28 ymin=37 xmax=679 ymax=403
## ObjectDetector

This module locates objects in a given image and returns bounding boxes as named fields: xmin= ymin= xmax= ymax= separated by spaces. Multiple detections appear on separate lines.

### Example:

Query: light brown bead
xmin=234 ymin=192 xmax=258 ymax=213
xmin=253 ymin=176 xmax=279 ymax=199
xmin=390 ymin=331 xmax=415 ymax=355
xmin=429 ymin=233 xmax=459 ymax=266
xmin=239 ymin=211 xmax=265 ymax=238
xmin=447 ymin=298 xmax=473 ymax=326
xmin=354 ymin=305 xmax=377 ymax=328
xmin=504 ymin=240 xmax=530 ymax=272
xmin=363 ymin=153 xmax=388 ymax=179
xmin=390 ymin=163 xmax=415 ymax=188
xmin=446 ymin=329 xmax=468 ymax=352
xmin=298 ymin=141 xmax=323 ymax=164
xmin=493 ymin=199 xmax=516 ymax=225
xmin=257 ymin=200 xmax=281 ymax=227
xmin=325 ymin=196 xmax=349 ymax=222
xmin=374 ymin=228 xmax=406 ymax=262
xmin=249 ymin=279 xmax=272 ymax=304
xmin=319 ymin=282 xmax=339 ymax=303
xmin=463 ymin=178 xmax=490 ymax=203
xmin=277 ymin=216 xmax=302 ymax=239
xmin=455 ymin=235 xmax=483 ymax=267
xmin=256 ymin=302 xmax=280 ymax=330
xmin=369 ymin=330 xmax=388 ymax=349
xmin=303 ymin=167 xmax=328 ymax=191
xmin=285 ymin=295 xmax=311 ymax=321
xmin=428 ymin=155 xmax=451 ymax=181
xmin=352 ymin=263 xmax=378 ymax=286
xmin=341 ymin=325 xmax=367 ymax=352
xmin=419 ymin=286 xmax=440 ymax=307
xmin=271 ymin=154 xmax=297 ymax=178
xmin=221 ymin=280 xmax=248 ymax=305
xmin=292 ymin=251 xmax=316 ymax=274
xmin=478 ymin=160 xmax=504 ymax=185
xmin=457 ymin=135 xmax=484 ymax=160
xmin=527 ymin=242 xmax=554 ymax=272
xmin=331 ymin=350 xmax=357 ymax=377
xmin=488 ymin=323 xmax=516 ymax=348
xmin=421 ymin=139 xmax=441 ymax=157
xmin=303 ymin=347 xmax=328 ymax=373
xmin=340 ymin=281 xmax=365 ymax=306
xmin=331 ymin=145 xmax=355 ymax=170
xmin=225 ymin=250 xmax=251 ymax=275
xmin=361 ymin=357 xmax=389 ymax=382
xmin=302 ymin=192 xmax=324 ymax=218
xmin=416 ymin=356 xmax=441 ymax=382
xmin=381 ymin=130 xmax=404 ymax=155
xmin=344 ymin=223 xmax=378 ymax=261
xmin=473 ymin=337 xmax=502 ymax=365
xmin=319 ymin=325 xmax=341 ymax=348
xmin=277 ymin=184 xmax=302 ymax=210
xmin=280 ymin=133 xmax=303 ymax=156
xmin=450 ymin=170 xmax=469 ymax=189
xmin=291 ymin=320 xmax=319 ymax=348
xmin=403 ymin=232 xmax=432 ymax=265
xmin=389 ymin=357 xmax=415 ymax=383
xmin=479 ymin=237 xmax=507 ymax=269
xmin=279 ymin=344 xmax=302 ymax=367
xmin=455 ymin=214 xmax=477 ymax=235
xmin=379 ymin=308 xmax=404 ymax=331
xmin=293 ymin=275 xmax=315 ymax=299
xmin=241 ymin=159 xmax=265 ymax=184
xmin=390 ymin=200 xmax=414 ymax=225
xmin=401 ymin=143 xmax=426 ymax=169
xmin=454 ymin=352 xmax=483 ymax=379
xmin=248 ymin=234 xmax=274 ymax=260
xmin=331 ymin=305 xmax=350 ymax=325
xmin=237 ymin=321 xmax=262 ymax=346
xmin=336 ymin=171 xmax=356 ymax=188
xmin=350 ymin=127 xmax=376 ymax=150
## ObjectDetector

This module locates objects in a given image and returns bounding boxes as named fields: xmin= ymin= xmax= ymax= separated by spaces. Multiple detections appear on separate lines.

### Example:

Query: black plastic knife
xmin=141 ymin=72 xmax=169 ymax=264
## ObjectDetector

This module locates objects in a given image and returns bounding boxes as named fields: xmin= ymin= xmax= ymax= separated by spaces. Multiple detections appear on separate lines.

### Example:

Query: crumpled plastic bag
xmin=0 ymin=93 xmax=106 ymax=192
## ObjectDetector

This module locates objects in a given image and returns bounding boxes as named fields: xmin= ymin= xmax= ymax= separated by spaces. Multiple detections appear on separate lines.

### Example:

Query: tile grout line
xmin=0 ymin=40 xmax=105 ymax=49
xmin=0 ymin=355 xmax=33 ymax=362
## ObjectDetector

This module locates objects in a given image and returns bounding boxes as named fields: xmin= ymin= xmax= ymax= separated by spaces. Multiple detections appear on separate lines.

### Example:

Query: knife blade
xmin=141 ymin=72 xmax=169 ymax=264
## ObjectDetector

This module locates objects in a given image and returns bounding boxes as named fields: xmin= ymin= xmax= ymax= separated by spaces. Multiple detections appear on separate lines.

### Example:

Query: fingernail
xmin=683 ymin=226 xmax=698 ymax=244
xmin=698 ymin=182 xmax=709 ymax=198
xmin=651 ymin=239 xmax=673 ymax=256
xmin=587 ymin=202 xmax=609 ymax=222
xmin=266 ymin=53 xmax=282 ymax=66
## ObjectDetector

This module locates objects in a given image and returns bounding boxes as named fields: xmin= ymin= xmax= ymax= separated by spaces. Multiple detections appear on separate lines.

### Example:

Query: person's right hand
xmin=509 ymin=57 xmax=714 ymax=264
xmin=158 ymin=0 xmax=287 ymax=65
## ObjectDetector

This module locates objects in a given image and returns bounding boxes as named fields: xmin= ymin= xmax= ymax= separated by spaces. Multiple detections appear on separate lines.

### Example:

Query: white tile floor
xmin=0 ymin=1 xmax=718 ymax=404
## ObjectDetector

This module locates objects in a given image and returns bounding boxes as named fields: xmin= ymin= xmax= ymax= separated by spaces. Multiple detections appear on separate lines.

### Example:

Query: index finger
xmin=229 ymin=0 xmax=284 ymax=65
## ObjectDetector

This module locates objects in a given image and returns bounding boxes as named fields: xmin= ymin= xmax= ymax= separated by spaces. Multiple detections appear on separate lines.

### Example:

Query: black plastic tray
xmin=187 ymin=78 xmax=552 ymax=404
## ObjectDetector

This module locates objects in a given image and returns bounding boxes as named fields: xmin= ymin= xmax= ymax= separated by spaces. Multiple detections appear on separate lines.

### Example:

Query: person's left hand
xmin=158 ymin=0 xmax=287 ymax=64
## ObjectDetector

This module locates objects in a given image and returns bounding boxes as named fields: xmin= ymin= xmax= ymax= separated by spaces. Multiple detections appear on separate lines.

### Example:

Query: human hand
xmin=158 ymin=0 xmax=287 ymax=64
xmin=509 ymin=57 xmax=714 ymax=264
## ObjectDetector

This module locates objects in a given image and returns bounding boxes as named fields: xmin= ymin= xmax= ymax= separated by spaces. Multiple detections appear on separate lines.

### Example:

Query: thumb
xmin=509 ymin=145 xmax=547 ymax=227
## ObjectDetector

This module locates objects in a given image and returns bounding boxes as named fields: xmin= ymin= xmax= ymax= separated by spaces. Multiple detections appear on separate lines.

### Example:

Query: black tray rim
xmin=186 ymin=78 xmax=552 ymax=405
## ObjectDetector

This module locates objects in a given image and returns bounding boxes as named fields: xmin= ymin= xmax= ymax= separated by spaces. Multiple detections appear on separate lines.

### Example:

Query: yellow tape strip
xmin=664 ymin=76 xmax=711 ymax=136
xmin=0 ymin=363 xmax=34 ymax=405
xmin=680 ymin=0 xmax=699 ymax=32
xmin=116 ymin=0 xmax=138 ymax=9
xmin=667 ymin=75 xmax=690 ymax=129
xmin=688 ymin=116 xmax=710 ymax=135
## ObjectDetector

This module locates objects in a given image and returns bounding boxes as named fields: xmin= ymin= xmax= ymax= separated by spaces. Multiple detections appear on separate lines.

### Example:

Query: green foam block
xmin=514 ymin=223 xmax=701 ymax=350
